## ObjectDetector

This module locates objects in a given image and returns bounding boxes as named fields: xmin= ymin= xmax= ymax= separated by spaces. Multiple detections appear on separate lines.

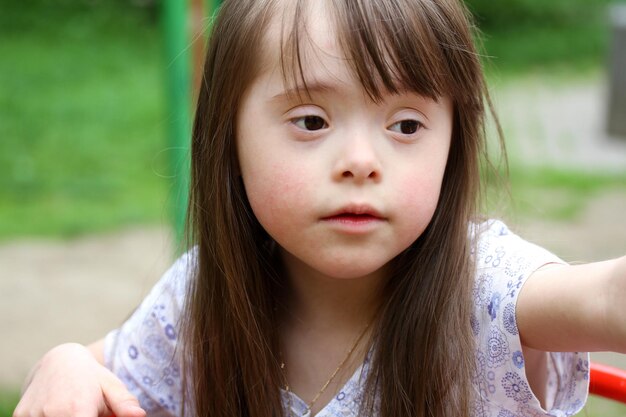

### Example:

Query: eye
xmin=389 ymin=119 xmax=423 ymax=135
xmin=293 ymin=116 xmax=328 ymax=131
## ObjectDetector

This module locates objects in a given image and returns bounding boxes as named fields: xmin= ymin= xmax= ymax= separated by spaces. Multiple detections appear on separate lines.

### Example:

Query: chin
xmin=314 ymin=260 xmax=389 ymax=280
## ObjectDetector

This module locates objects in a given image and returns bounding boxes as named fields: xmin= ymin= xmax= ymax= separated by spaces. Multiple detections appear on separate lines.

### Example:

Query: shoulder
xmin=472 ymin=219 xmax=563 ymax=284
xmin=470 ymin=219 xmax=571 ymax=342
xmin=470 ymin=219 xmax=564 ymax=361
xmin=153 ymin=248 xmax=197 ymax=303
xmin=471 ymin=220 xmax=567 ymax=322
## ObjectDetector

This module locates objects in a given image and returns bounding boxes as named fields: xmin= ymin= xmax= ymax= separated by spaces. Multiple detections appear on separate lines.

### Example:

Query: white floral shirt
xmin=104 ymin=220 xmax=589 ymax=417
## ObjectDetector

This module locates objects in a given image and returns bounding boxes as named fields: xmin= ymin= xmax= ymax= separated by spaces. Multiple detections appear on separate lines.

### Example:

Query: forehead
xmin=249 ymin=0 xmax=458 ymax=104
xmin=256 ymin=1 xmax=403 ymax=105
xmin=258 ymin=1 xmax=343 ymax=81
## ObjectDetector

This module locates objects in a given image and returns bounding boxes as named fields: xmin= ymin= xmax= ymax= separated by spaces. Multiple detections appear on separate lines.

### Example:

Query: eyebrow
xmin=269 ymin=80 xmax=438 ymax=112
xmin=270 ymin=81 xmax=341 ymax=103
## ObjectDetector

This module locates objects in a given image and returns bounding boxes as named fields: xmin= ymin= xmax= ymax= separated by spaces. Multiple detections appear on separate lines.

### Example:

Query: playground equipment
xmin=590 ymin=362 xmax=626 ymax=403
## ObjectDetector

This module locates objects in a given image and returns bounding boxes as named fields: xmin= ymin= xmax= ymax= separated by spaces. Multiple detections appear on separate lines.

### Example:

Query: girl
xmin=15 ymin=0 xmax=626 ymax=416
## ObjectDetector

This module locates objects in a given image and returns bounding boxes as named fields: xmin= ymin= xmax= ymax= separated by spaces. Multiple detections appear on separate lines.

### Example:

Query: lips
xmin=321 ymin=205 xmax=386 ymax=222
xmin=324 ymin=214 xmax=381 ymax=224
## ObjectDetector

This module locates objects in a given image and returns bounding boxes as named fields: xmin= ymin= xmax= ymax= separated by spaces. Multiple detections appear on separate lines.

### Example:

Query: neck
xmin=279 ymin=250 xmax=388 ymax=331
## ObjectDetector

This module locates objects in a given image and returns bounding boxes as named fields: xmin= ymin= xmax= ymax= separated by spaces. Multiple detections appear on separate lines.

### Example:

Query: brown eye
xmin=390 ymin=120 xmax=421 ymax=135
xmin=295 ymin=116 xmax=327 ymax=131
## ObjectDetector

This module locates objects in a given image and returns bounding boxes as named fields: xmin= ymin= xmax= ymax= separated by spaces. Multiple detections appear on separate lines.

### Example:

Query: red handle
xmin=590 ymin=362 xmax=626 ymax=403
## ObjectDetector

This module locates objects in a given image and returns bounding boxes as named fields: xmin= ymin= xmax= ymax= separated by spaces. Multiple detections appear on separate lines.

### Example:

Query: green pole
xmin=162 ymin=0 xmax=222 ymax=248
xmin=162 ymin=0 xmax=191 ymax=247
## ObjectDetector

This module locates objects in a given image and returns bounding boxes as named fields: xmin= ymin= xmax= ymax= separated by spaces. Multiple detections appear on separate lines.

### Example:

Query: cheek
xmin=399 ymin=171 xmax=442 ymax=208
xmin=395 ymin=170 xmax=444 ymax=237
xmin=243 ymin=161 xmax=312 ymax=232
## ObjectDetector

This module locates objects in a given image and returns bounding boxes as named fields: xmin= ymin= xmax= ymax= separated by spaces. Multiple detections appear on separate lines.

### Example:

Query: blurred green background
xmin=1 ymin=0 xmax=626 ymax=415
xmin=469 ymin=0 xmax=623 ymax=73
xmin=0 ymin=0 xmax=624 ymax=241
xmin=0 ymin=0 xmax=168 ymax=240
xmin=1 ymin=0 xmax=625 ymax=241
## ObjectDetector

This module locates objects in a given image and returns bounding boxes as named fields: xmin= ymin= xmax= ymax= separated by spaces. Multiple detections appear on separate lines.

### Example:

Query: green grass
xmin=583 ymin=396 xmax=626 ymax=416
xmin=0 ymin=3 xmax=171 ymax=241
xmin=481 ymin=24 xmax=610 ymax=78
xmin=475 ymin=0 xmax=626 ymax=77
xmin=484 ymin=166 xmax=626 ymax=223
xmin=0 ymin=389 xmax=19 ymax=417
xmin=509 ymin=167 xmax=626 ymax=220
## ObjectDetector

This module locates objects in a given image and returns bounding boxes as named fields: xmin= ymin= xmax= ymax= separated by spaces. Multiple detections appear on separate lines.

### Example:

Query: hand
xmin=14 ymin=343 xmax=146 ymax=417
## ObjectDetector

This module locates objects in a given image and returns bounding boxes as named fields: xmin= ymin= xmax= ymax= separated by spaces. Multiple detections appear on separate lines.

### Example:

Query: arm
xmin=517 ymin=255 xmax=626 ymax=353
xmin=14 ymin=341 xmax=146 ymax=417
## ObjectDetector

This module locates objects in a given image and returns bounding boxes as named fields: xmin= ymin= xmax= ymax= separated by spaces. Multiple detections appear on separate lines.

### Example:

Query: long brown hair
xmin=182 ymin=0 xmax=493 ymax=416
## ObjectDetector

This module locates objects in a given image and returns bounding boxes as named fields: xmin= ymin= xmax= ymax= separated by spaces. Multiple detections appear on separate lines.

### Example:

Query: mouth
xmin=324 ymin=213 xmax=382 ymax=222
xmin=321 ymin=205 xmax=386 ymax=223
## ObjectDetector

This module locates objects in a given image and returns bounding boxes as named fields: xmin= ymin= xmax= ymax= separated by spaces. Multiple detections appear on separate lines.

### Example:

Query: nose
xmin=332 ymin=133 xmax=382 ymax=184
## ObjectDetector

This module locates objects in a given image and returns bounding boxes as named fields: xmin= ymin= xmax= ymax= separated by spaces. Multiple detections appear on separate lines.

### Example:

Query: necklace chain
xmin=280 ymin=321 xmax=372 ymax=416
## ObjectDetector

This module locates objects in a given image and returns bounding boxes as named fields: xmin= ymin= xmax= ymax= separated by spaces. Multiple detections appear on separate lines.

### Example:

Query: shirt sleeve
xmin=471 ymin=220 xmax=589 ymax=417
xmin=103 ymin=251 xmax=194 ymax=417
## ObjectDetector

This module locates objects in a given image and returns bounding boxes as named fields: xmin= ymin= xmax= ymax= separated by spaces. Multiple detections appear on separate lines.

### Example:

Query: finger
xmin=103 ymin=394 xmax=145 ymax=417
xmin=13 ymin=399 xmax=31 ymax=417
xmin=101 ymin=376 xmax=145 ymax=417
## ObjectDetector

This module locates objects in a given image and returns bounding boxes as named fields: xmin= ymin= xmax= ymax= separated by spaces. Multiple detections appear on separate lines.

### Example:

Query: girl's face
xmin=236 ymin=2 xmax=453 ymax=280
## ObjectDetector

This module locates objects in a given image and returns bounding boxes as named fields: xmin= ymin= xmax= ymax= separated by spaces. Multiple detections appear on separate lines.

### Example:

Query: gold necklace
xmin=280 ymin=321 xmax=372 ymax=416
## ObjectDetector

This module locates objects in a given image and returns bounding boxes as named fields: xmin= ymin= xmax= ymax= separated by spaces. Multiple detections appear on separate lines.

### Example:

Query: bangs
xmin=278 ymin=0 xmax=482 ymax=104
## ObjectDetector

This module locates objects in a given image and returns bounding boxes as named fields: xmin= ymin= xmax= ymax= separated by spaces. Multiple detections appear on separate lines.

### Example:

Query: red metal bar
xmin=590 ymin=362 xmax=626 ymax=403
